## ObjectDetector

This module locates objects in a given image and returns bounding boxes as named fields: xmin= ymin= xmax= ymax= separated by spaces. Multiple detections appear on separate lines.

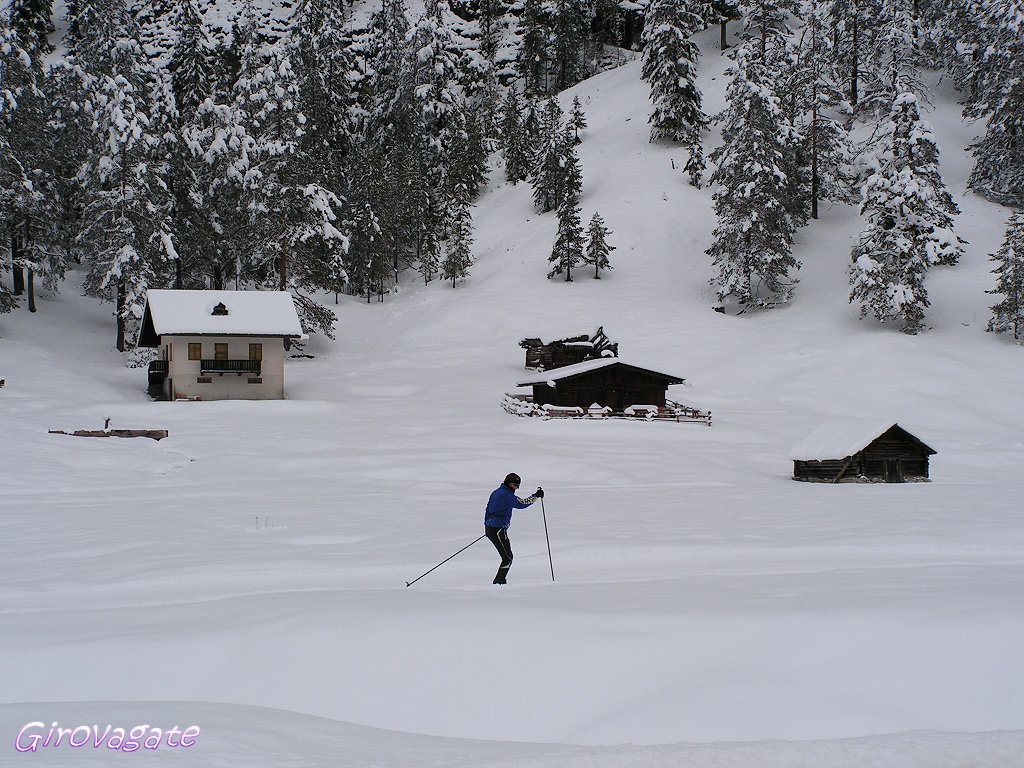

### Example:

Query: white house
xmin=137 ymin=290 xmax=304 ymax=401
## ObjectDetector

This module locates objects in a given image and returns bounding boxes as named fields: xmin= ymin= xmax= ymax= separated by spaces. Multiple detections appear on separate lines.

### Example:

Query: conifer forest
xmin=1 ymin=0 xmax=1023 ymax=346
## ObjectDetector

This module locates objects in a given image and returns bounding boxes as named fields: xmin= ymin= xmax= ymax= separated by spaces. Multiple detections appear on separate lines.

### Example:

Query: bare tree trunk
xmin=27 ymin=269 xmax=37 ymax=312
xmin=811 ymin=3 xmax=820 ymax=220
xmin=10 ymin=230 xmax=25 ymax=295
xmin=279 ymin=248 xmax=288 ymax=292
xmin=116 ymin=281 xmax=127 ymax=352
xmin=850 ymin=8 xmax=859 ymax=107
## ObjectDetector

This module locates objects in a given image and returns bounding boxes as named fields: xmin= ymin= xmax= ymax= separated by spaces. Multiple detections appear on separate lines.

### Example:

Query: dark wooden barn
xmin=790 ymin=421 xmax=936 ymax=483
xmin=516 ymin=359 xmax=684 ymax=411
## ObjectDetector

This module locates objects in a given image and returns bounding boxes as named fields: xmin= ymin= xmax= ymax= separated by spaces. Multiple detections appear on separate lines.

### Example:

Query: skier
xmin=484 ymin=473 xmax=543 ymax=584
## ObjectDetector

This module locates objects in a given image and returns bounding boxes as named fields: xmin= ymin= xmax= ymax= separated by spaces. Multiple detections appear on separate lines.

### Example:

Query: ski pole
xmin=540 ymin=492 xmax=555 ymax=582
xmin=406 ymin=534 xmax=486 ymax=587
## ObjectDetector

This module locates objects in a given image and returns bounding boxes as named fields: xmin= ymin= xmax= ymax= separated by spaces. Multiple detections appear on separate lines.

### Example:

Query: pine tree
xmin=168 ymin=0 xmax=214 ymax=118
xmin=516 ymin=0 xmax=550 ymax=95
xmin=848 ymin=90 xmax=961 ymax=333
xmin=500 ymin=85 xmax=531 ymax=183
xmin=411 ymin=0 xmax=463 ymax=171
xmin=684 ymin=137 xmax=705 ymax=187
xmin=737 ymin=0 xmax=790 ymax=61
xmin=641 ymin=0 xmax=709 ymax=143
xmin=584 ymin=211 xmax=614 ymax=278
xmin=827 ymin=0 xmax=883 ymax=109
xmin=530 ymin=98 xmax=567 ymax=213
xmin=8 ymin=0 xmax=55 ymax=56
xmin=569 ymin=95 xmax=586 ymax=143
xmin=792 ymin=0 xmax=853 ymax=220
xmin=73 ymin=0 xmax=176 ymax=350
xmin=547 ymin=127 xmax=584 ymax=281
xmin=987 ymin=211 xmax=1024 ymax=341
xmin=961 ymin=0 xmax=1024 ymax=206
xmin=477 ymin=0 xmax=505 ymax=62
xmin=862 ymin=0 xmax=924 ymax=114
xmin=442 ymin=181 xmax=474 ymax=286
xmin=550 ymin=0 xmax=588 ymax=91
xmin=365 ymin=0 xmax=415 ymax=150
xmin=1 ymin=8 xmax=64 ymax=310
xmin=707 ymin=43 xmax=801 ymax=309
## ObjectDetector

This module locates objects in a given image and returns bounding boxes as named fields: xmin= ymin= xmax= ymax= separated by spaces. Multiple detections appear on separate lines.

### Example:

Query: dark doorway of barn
xmin=884 ymin=459 xmax=904 ymax=483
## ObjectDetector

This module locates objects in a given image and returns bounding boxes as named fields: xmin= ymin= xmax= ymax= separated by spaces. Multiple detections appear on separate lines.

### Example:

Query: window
xmin=197 ymin=377 xmax=212 ymax=384
xmin=214 ymin=343 xmax=229 ymax=360
xmin=248 ymin=377 xmax=262 ymax=384
xmin=249 ymin=343 xmax=263 ymax=361
xmin=188 ymin=343 xmax=202 ymax=361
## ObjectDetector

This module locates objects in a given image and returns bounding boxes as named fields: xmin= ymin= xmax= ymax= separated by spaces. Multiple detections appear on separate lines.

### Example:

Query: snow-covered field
xmin=2 ymin=31 xmax=1023 ymax=767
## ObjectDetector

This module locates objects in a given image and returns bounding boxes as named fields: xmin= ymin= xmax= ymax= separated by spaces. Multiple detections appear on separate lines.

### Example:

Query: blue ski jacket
xmin=484 ymin=484 xmax=537 ymax=529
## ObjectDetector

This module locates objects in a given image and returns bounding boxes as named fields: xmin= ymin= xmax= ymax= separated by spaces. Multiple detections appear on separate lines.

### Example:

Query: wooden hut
xmin=516 ymin=359 xmax=683 ymax=411
xmin=790 ymin=420 xmax=936 ymax=483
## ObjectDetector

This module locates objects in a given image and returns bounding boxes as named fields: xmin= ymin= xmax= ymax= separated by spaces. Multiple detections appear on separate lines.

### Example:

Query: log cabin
xmin=516 ymin=359 xmax=684 ymax=411
xmin=790 ymin=421 xmax=936 ymax=483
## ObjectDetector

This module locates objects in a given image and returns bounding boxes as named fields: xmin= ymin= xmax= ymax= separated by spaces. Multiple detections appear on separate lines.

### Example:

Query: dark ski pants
xmin=485 ymin=525 xmax=513 ymax=584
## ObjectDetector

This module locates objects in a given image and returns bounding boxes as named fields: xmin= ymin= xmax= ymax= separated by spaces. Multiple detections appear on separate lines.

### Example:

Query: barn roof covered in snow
xmin=789 ymin=420 xmax=936 ymax=461
xmin=516 ymin=359 xmax=684 ymax=386
xmin=137 ymin=290 xmax=304 ymax=346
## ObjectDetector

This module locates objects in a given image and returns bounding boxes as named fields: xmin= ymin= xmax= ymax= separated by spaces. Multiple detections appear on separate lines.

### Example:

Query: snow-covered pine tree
xmin=74 ymin=0 xmax=175 ymax=350
xmin=584 ymin=211 xmax=614 ymax=278
xmin=827 ymin=0 xmax=883 ymax=109
xmin=477 ymin=0 xmax=505 ymax=63
xmin=500 ymin=85 xmax=530 ymax=183
xmin=640 ymin=0 xmax=709 ymax=143
xmin=168 ymin=0 xmax=214 ymax=118
xmin=1 ymin=7 xmax=61 ymax=310
xmin=343 ymin=147 xmax=398 ymax=302
xmin=861 ymin=0 xmax=925 ymax=115
xmin=550 ymin=0 xmax=588 ymax=91
xmin=445 ymin=106 xmax=490 ymax=203
xmin=684 ymin=137 xmax=705 ymax=187
xmin=8 ymin=0 xmax=55 ymax=56
xmin=987 ymin=211 xmax=1024 ymax=341
xmin=961 ymin=0 xmax=1024 ymax=207
xmin=848 ymin=89 xmax=961 ymax=333
xmin=0 ymin=23 xmax=28 ymax=312
xmin=791 ymin=0 xmax=853 ymax=220
xmin=516 ymin=0 xmax=550 ymax=95
xmin=134 ymin=0 xmax=176 ymax=68
xmin=441 ymin=179 xmax=474 ymax=287
xmin=707 ymin=43 xmax=801 ymax=309
xmin=547 ymin=126 xmax=583 ymax=281
xmin=410 ymin=0 xmax=463 ymax=172
xmin=737 ymin=0 xmax=790 ymax=61
xmin=235 ymin=25 xmax=346 ymax=336
xmin=569 ymin=95 xmax=586 ymax=143
xmin=365 ymin=0 xmax=415 ymax=150
xmin=529 ymin=99 xmax=562 ymax=213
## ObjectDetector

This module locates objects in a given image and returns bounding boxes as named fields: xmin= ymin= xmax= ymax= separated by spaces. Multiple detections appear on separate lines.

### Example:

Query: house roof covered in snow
xmin=137 ymin=290 xmax=304 ymax=346
xmin=789 ymin=420 xmax=935 ymax=461
xmin=516 ymin=359 xmax=684 ymax=386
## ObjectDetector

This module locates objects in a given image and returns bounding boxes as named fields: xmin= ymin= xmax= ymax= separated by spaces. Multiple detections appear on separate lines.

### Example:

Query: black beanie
xmin=504 ymin=473 xmax=521 ymax=487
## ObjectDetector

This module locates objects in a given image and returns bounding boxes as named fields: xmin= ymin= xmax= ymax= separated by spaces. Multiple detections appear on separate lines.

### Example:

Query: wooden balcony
xmin=148 ymin=360 xmax=169 ymax=398
xmin=200 ymin=359 xmax=262 ymax=375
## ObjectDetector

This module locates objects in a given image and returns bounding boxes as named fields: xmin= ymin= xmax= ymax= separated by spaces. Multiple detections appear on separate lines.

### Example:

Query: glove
xmin=534 ymin=487 xmax=544 ymax=498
